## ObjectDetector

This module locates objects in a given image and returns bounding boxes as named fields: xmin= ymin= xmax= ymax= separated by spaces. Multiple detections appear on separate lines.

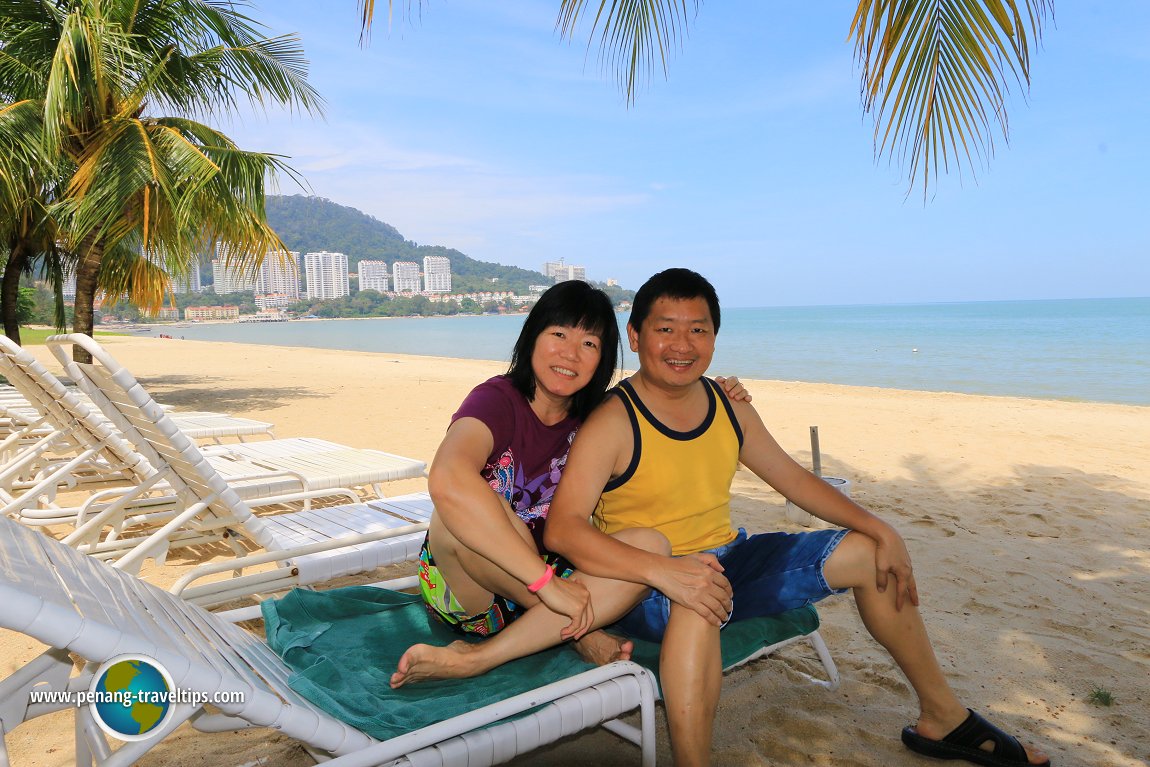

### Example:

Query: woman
xmin=391 ymin=280 xmax=746 ymax=686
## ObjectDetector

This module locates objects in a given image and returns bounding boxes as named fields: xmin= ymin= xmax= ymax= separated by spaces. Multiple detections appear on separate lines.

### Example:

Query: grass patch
xmin=3 ymin=328 xmax=122 ymax=345
xmin=1087 ymin=686 xmax=1115 ymax=707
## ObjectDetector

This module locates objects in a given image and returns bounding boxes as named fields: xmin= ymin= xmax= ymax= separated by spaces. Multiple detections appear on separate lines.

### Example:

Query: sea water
xmin=160 ymin=297 xmax=1149 ymax=406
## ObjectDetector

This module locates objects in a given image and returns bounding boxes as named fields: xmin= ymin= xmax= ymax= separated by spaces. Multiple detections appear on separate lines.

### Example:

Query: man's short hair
xmin=629 ymin=268 xmax=721 ymax=333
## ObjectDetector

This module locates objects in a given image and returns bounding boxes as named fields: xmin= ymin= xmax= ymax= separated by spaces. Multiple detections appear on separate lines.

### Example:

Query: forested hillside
xmin=265 ymin=195 xmax=551 ymax=294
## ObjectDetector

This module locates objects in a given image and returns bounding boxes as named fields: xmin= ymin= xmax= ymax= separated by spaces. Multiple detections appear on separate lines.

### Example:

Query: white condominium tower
xmin=422 ymin=255 xmax=452 ymax=293
xmin=256 ymin=250 xmax=300 ymax=299
xmin=392 ymin=261 xmax=421 ymax=293
xmin=543 ymin=259 xmax=586 ymax=283
xmin=303 ymin=251 xmax=350 ymax=300
xmin=358 ymin=260 xmax=390 ymax=292
xmin=211 ymin=243 xmax=257 ymax=293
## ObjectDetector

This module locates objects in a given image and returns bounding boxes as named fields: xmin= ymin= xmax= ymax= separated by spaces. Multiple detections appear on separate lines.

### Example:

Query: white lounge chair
xmin=2 ymin=336 xmax=439 ymax=605
xmin=0 ymin=514 xmax=660 ymax=767
xmin=0 ymin=380 xmax=277 ymax=445
xmin=46 ymin=335 xmax=428 ymax=500
xmin=0 ymin=336 xmax=426 ymax=530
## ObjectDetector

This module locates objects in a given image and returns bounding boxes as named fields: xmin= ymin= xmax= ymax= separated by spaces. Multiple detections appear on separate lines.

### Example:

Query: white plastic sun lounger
xmin=14 ymin=336 xmax=436 ymax=601
xmin=46 ymin=335 xmax=427 ymax=499
xmin=0 ymin=337 xmax=426 ymax=531
xmin=0 ymin=380 xmax=276 ymax=444
xmin=0 ymin=514 xmax=660 ymax=767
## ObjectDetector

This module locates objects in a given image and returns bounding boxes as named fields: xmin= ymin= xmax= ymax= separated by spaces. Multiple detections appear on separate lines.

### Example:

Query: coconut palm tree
xmin=0 ymin=0 xmax=321 ymax=359
xmin=360 ymin=1 xmax=1052 ymax=198
xmin=0 ymin=97 xmax=61 ymax=344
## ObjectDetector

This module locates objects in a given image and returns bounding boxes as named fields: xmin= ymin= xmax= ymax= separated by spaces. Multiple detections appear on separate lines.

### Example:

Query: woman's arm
xmin=428 ymin=416 xmax=594 ymax=636
xmin=428 ymin=417 xmax=551 ymax=587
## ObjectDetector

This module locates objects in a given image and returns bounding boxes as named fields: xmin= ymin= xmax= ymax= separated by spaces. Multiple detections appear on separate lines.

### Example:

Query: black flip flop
xmin=901 ymin=709 xmax=1050 ymax=767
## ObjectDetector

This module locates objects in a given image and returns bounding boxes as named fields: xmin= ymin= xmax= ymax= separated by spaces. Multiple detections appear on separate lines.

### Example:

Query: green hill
xmin=265 ymin=195 xmax=551 ymax=294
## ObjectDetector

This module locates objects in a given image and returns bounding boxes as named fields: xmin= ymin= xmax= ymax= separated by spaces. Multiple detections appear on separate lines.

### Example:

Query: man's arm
xmin=545 ymin=396 xmax=734 ymax=625
xmin=732 ymin=399 xmax=919 ymax=608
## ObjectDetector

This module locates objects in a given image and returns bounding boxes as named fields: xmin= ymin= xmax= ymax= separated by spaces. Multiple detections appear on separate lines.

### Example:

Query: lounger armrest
xmin=243 ymin=487 xmax=362 ymax=508
xmin=169 ymin=521 xmax=429 ymax=596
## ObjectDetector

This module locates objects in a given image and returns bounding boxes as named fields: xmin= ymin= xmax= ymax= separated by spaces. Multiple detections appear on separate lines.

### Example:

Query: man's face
xmin=628 ymin=296 xmax=716 ymax=391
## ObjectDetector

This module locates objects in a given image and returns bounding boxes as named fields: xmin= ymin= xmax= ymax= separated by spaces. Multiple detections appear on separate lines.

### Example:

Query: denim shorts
xmin=613 ymin=527 xmax=850 ymax=642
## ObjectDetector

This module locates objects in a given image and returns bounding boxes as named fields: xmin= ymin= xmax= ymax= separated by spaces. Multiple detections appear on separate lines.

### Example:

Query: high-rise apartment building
xmin=303 ymin=251 xmax=350 ymax=300
xmin=255 ymin=250 xmax=300 ymax=300
xmin=392 ymin=261 xmax=421 ymax=293
xmin=423 ymin=256 xmax=451 ymax=293
xmin=170 ymin=266 xmax=202 ymax=294
xmin=543 ymin=259 xmax=586 ymax=284
xmin=358 ymin=260 xmax=390 ymax=293
xmin=211 ymin=243 xmax=257 ymax=294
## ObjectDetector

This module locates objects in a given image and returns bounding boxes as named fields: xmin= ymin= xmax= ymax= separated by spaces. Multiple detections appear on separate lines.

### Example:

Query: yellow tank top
xmin=593 ymin=377 xmax=742 ymax=556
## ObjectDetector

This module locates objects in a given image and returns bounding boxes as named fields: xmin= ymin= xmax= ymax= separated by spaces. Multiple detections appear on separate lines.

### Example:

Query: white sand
xmin=4 ymin=334 xmax=1148 ymax=766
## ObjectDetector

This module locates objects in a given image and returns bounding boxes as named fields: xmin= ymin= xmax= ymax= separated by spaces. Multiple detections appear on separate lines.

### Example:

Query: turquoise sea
xmin=160 ymin=297 xmax=1150 ymax=406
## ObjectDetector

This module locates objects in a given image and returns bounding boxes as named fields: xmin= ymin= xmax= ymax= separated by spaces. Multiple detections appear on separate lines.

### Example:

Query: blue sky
xmin=228 ymin=1 xmax=1149 ymax=308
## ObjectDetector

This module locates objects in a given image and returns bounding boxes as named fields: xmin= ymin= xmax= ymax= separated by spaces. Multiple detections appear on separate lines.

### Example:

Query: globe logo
xmin=89 ymin=655 xmax=175 ymax=741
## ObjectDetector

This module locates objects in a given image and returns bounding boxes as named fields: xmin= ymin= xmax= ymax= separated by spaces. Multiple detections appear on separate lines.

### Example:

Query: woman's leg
xmin=391 ymin=526 xmax=670 ymax=687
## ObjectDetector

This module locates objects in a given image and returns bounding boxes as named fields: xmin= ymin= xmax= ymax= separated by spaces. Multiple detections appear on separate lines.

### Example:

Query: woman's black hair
xmin=506 ymin=280 xmax=621 ymax=421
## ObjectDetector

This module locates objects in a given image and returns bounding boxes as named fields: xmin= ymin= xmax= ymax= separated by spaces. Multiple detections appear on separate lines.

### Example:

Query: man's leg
xmin=660 ymin=602 xmax=722 ymax=767
xmin=391 ymin=526 xmax=669 ymax=687
xmin=824 ymin=532 xmax=1048 ymax=765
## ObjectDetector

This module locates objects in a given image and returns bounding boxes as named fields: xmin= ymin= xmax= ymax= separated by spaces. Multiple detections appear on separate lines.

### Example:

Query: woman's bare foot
xmin=390 ymin=641 xmax=485 ymax=688
xmin=572 ymin=629 xmax=634 ymax=665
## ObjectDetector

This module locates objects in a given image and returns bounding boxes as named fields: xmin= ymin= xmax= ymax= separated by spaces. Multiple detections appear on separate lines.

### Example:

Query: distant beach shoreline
xmin=118 ymin=297 xmax=1150 ymax=407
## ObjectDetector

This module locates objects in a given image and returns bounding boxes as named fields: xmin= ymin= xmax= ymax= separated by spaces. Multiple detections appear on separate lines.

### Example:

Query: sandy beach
xmin=4 ymin=334 xmax=1148 ymax=766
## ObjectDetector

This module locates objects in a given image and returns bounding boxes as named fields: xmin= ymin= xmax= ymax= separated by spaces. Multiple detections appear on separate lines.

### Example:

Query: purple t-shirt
xmin=452 ymin=376 xmax=579 ymax=552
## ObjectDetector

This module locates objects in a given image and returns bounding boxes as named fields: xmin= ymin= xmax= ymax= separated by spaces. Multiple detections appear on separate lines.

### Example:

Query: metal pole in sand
xmin=810 ymin=426 xmax=822 ymax=477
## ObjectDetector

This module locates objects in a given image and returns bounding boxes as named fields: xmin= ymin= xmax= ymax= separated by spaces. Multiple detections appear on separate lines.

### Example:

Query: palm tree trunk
xmin=1 ymin=241 xmax=29 ymax=345
xmin=71 ymin=235 xmax=104 ymax=363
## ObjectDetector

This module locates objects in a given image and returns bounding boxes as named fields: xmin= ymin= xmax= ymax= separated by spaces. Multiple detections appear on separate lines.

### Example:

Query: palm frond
xmin=557 ymin=0 xmax=698 ymax=105
xmin=850 ymin=0 xmax=1052 ymax=198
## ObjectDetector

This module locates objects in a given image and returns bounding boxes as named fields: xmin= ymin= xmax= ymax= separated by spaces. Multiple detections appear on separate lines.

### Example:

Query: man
xmin=544 ymin=268 xmax=1049 ymax=767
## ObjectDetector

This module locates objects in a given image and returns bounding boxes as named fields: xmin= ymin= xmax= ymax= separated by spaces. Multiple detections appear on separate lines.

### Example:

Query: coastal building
xmin=543 ymin=259 xmax=586 ymax=284
xmin=303 ymin=251 xmax=350 ymax=300
xmin=142 ymin=307 xmax=180 ymax=321
xmin=358 ymin=260 xmax=390 ymax=293
xmin=60 ymin=269 xmax=77 ymax=300
xmin=422 ymin=256 xmax=452 ymax=293
xmin=146 ymin=246 xmax=203 ymax=295
xmin=184 ymin=305 xmax=240 ymax=321
xmin=211 ymin=244 xmax=257 ymax=294
xmin=392 ymin=261 xmax=421 ymax=293
xmin=255 ymin=250 xmax=300 ymax=300
xmin=255 ymin=293 xmax=296 ymax=310
xmin=170 ymin=267 xmax=202 ymax=294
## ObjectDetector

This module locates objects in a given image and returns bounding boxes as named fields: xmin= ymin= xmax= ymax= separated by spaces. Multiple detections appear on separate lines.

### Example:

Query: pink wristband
xmin=527 ymin=565 xmax=555 ymax=593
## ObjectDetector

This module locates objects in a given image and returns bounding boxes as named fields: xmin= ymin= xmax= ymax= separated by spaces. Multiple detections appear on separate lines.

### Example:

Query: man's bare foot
xmin=572 ymin=629 xmax=634 ymax=665
xmin=390 ymin=641 xmax=483 ymax=688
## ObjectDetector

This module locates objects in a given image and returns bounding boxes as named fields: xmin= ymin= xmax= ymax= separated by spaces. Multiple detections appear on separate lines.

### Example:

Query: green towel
xmin=263 ymin=586 xmax=820 ymax=741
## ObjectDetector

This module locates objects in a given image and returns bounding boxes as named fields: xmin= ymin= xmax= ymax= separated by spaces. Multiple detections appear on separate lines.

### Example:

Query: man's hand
xmin=652 ymin=553 xmax=734 ymax=625
xmin=874 ymin=525 xmax=919 ymax=611
xmin=535 ymin=573 xmax=594 ymax=640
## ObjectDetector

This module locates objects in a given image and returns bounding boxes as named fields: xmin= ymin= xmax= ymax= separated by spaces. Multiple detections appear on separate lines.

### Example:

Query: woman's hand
xmin=651 ymin=553 xmax=733 ymax=625
xmin=715 ymin=375 xmax=752 ymax=403
xmin=874 ymin=524 xmax=919 ymax=610
xmin=535 ymin=573 xmax=594 ymax=640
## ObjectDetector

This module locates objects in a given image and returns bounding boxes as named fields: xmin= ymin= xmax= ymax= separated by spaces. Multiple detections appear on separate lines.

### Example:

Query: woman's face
xmin=531 ymin=324 xmax=603 ymax=403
